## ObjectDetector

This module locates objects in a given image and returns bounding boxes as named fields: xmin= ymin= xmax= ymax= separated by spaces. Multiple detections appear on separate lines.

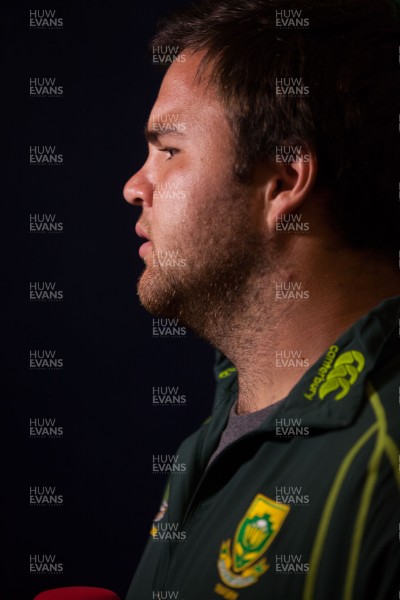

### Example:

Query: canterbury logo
xmin=304 ymin=348 xmax=365 ymax=401
xmin=318 ymin=350 xmax=365 ymax=400
xmin=218 ymin=367 xmax=237 ymax=380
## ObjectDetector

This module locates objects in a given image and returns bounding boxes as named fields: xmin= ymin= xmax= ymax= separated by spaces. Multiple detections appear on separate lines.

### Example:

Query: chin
xmin=137 ymin=268 xmax=182 ymax=318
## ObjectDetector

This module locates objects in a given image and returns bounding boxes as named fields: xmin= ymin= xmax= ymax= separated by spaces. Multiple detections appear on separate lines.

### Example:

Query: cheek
xmin=151 ymin=196 xmax=188 ymax=250
xmin=153 ymin=173 xmax=199 ymax=237
xmin=151 ymin=153 xmax=233 ymax=243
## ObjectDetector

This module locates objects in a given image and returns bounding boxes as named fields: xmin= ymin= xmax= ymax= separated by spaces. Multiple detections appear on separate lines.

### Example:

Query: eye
xmin=159 ymin=147 xmax=179 ymax=161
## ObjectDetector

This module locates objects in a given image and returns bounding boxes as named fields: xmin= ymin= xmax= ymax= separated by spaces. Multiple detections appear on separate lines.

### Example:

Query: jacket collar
xmin=213 ymin=295 xmax=400 ymax=431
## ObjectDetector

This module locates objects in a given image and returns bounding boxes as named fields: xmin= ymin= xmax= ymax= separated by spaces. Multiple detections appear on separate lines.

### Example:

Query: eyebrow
xmin=144 ymin=119 xmax=187 ymax=145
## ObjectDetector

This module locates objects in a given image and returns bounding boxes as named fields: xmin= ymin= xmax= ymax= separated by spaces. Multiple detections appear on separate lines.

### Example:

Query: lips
xmin=135 ymin=222 xmax=153 ymax=259
xmin=135 ymin=222 xmax=151 ymax=241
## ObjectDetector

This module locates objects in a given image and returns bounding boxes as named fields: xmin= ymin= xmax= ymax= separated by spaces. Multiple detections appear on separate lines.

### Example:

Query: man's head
xmin=124 ymin=52 xmax=282 ymax=333
xmin=147 ymin=0 xmax=400 ymax=249
xmin=124 ymin=0 xmax=400 ymax=337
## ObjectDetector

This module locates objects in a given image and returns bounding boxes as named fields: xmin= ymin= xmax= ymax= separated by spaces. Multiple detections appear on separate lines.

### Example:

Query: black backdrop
xmin=3 ymin=3 xmax=216 ymax=599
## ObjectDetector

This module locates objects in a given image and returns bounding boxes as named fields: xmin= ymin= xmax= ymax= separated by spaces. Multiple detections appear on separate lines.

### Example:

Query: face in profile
xmin=123 ymin=52 xmax=269 ymax=335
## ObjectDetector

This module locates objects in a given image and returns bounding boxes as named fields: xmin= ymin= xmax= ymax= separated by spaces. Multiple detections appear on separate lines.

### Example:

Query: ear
xmin=263 ymin=145 xmax=317 ymax=232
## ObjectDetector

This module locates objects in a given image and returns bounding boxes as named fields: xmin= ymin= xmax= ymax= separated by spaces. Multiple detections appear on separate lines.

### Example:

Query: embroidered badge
xmin=217 ymin=494 xmax=290 ymax=589
xmin=304 ymin=347 xmax=365 ymax=401
xmin=318 ymin=350 xmax=365 ymax=400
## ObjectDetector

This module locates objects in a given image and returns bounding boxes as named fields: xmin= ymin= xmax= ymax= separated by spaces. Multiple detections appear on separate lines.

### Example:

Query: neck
xmin=207 ymin=246 xmax=400 ymax=414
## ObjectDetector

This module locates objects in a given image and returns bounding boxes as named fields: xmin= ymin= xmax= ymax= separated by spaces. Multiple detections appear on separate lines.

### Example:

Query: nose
xmin=123 ymin=166 xmax=153 ymax=207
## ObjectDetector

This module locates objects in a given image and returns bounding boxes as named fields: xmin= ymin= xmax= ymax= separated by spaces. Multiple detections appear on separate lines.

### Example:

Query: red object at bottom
xmin=33 ymin=587 xmax=121 ymax=600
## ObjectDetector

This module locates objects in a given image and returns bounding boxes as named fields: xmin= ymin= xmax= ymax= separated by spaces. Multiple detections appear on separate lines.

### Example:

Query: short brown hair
xmin=152 ymin=0 xmax=400 ymax=255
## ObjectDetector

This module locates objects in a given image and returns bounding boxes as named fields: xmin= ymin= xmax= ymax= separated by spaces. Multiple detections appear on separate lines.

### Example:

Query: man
xmin=123 ymin=1 xmax=400 ymax=598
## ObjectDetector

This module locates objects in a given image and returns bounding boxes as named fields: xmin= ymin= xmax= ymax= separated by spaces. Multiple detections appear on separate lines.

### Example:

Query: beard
xmin=137 ymin=179 xmax=272 ymax=344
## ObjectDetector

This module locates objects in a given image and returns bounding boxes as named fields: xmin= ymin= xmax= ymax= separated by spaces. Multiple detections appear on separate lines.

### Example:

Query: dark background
xmin=3 ymin=3 xmax=216 ymax=599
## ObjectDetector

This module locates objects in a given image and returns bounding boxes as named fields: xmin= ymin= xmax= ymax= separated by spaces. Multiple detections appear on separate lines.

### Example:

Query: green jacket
xmin=126 ymin=296 xmax=400 ymax=600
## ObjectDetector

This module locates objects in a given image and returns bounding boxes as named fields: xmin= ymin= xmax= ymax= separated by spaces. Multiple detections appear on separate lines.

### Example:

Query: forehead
xmin=149 ymin=52 xmax=225 ymax=127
